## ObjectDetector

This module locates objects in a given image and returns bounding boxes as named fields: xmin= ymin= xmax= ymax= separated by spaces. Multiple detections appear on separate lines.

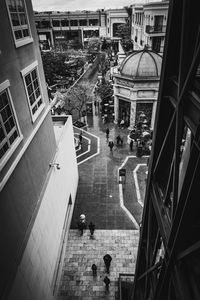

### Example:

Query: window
xmin=0 ymin=80 xmax=22 ymax=169
xmin=6 ymin=0 xmax=33 ymax=47
xmin=52 ymin=20 xmax=60 ymax=27
xmin=21 ymin=62 xmax=45 ymax=122
xmin=79 ymin=19 xmax=87 ymax=26
xmin=70 ymin=20 xmax=78 ymax=26
xmin=61 ymin=19 xmax=69 ymax=26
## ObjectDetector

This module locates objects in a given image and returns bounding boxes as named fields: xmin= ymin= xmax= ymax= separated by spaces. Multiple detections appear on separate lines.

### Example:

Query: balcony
xmin=145 ymin=25 xmax=166 ymax=34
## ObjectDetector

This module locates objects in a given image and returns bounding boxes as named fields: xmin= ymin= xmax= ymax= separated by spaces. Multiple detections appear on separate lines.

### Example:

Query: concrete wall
xmin=0 ymin=113 xmax=57 ymax=297
xmin=7 ymin=116 xmax=78 ymax=300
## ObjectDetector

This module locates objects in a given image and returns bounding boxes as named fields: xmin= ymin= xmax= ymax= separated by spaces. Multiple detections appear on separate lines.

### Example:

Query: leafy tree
xmin=87 ymin=38 xmax=101 ymax=54
xmin=63 ymin=84 xmax=91 ymax=120
xmin=41 ymin=51 xmax=85 ymax=85
xmin=95 ymin=78 xmax=113 ymax=100
xmin=115 ymin=23 xmax=133 ymax=52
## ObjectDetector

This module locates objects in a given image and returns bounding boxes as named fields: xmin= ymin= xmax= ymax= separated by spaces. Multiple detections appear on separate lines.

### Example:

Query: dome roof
xmin=119 ymin=49 xmax=162 ymax=78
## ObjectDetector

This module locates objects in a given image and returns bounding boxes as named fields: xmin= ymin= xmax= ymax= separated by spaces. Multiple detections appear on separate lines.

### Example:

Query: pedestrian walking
xmin=77 ymin=214 xmax=87 ymax=236
xmin=91 ymin=264 xmax=97 ymax=276
xmin=103 ymin=276 xmax=110 ymax=291
xmin=108 ymin=140 xmax=114 ymax=152
xmin=130 ymin=139 xmax=133 ymax=151
xmin=88 ymin=221 xmax=95 ymax=236
xmin=116 ymin=134 xmax=121 ymax=146
xmin=120 ymin=137 xmax=123 ymax=145
xmin=106 ymin=127 xmax=109 ymax=139
xmin=103 ymin=254 xmax=112 ymax=273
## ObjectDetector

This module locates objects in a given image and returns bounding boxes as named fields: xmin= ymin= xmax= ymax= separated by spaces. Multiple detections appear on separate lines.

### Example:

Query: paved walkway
xmin=58 ymin=230 xmax=139 ymax=300
xmin=57 ymin=83 xmax=148 ymax=299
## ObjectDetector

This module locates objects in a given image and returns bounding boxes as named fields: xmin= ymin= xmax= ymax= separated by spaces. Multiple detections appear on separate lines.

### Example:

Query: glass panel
xmin=5 ymin=105 xmax=12 ymax=118
xmin=9 ymin=130 xmax=18 ymax=144
xmin=31 ymin=69 xmax=37 ymax=80
xmin=20 ymin=13 xmax=27 ymax=25
xmin=27 ymin=84 xmax=33 ymax=96
xmin=25 ymin=74 xmax=31 ymax=85
xmin=11 ymin=13 xmax=20 ymax=26
xmin=32 ymin=105 xmax=37 ymax=114
xmin=14 ymin=30 xmax=23 ymax=39
xmin=23 ymin=28 xmax=29 ymax=37
xmin=8 ymin=0 xmax=17 ymax=12
xmin=33 ymin=79 xmax=39 ymax=89
xmin=29 ymin=94 xmax=35 ymax=105
xmin=5 ymin=120 xmax=12 ymax=133
xmin=0 ymin=127 xmax=6 ymax=143
xmin=0 ymin=143 xmax=9 ymax=159
xmin=17 ymin=0 xmax=25 ymax=12
xmin=35 ymin=88 xmax=40 ymax=98
xmin=38 ymin=99 xmax=42 ymax=107
xmin=1 ymin=108 xmax=8 ymax=122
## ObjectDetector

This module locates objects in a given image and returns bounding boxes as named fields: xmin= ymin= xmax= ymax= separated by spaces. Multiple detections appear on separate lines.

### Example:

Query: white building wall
xmin=8 ymin=116 xmax=78 ymax=300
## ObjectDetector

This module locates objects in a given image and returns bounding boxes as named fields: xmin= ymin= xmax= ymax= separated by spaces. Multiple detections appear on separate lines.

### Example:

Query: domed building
xmin=113 ymin=48 xmax=162 ymax=129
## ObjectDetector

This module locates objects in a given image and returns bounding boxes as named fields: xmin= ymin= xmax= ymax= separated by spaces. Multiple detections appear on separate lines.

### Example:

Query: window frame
xmin=21 ymin=61 xmax=45 ymax=123
xmin=5 ymin=0 xmax=33 ymax=48
xmin=0 ymin=80 xmax=23 ymax=171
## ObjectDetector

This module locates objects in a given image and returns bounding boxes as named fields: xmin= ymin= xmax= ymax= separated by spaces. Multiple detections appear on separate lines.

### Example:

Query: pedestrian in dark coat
xmin=106 ymin=128 xmax=109 ymax=139
xmin=91 ymin=264 xmax=97 ymax=276
xmin=130 ymin=139 xmax=133 ymax=151
xmin=103 ymin=276 xmax=110 ymax=291
xmin=108 ymin=140 xmax=114 ymax=152
xmin=103 ymin=254 xmax=112 ymax=273
xmin=77 ymin=214 xmax=87 ymax=236
xmin=88 ymin=222 xmax=95 ymax=236
xmin=116 ymin=135 xmax=121 ymax=145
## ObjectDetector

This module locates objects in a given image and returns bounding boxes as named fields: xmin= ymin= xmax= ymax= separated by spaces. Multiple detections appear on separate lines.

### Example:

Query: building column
xmin=151 ymin=100 xmax=157 ymax=129
xmin=130 ymin=100 xmax=136 ymax=129
xmin=49 ymin=30 xmax=54 ymax=47
xmin=114 ymin=95 xmax=119 ymax=124
xmin=80 ymin=29 xmax=84 ymax=48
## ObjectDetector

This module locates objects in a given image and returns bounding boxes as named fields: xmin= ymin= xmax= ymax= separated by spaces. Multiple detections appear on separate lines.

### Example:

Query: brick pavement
xmin=58 ymin=230 xmax=139 ymax=300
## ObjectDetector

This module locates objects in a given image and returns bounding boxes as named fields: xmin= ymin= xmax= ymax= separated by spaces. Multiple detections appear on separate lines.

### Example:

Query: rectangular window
xmin=52 ymin=20 xmax=60 ymax=27
xmin=70 ymin=20 xmax=78 ymax=26
xmin=6 ymin=0 xmax=33 ymax=47
xmin=61 ymin=19 xmax=69 ymax=26
xmin=79 ymin=19 xmax=87 ymax=26
xmin=0 ymin=80 xmax=22 ymax=169
xmin=21 ymin=62 xmax=45 ymax=122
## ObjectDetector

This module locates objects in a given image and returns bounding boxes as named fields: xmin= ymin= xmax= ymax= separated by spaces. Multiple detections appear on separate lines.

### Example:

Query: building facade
xmin=105 ymin=8 xmax=128 ymax=41
xmin=132 ymin=0 xmax=200 ymax=299
xmin=0 ymin=0 xmax=78 ymax=299
xmin=113 ymin=49 xmax=162 ymax=129
xmin=34 ymin=10 xmax=107 ymax=49
xmin=132 ymin=1 xmax=169 ymax=54
xmin=34 ymin=8 xmax=128 ymax=50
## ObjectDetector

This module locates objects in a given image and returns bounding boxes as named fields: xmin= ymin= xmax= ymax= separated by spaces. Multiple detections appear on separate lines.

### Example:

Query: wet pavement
xmin=57 ymin=71 xmax=148 ymax=299
xmin=71 ymin=107 xmax=147 ymax=230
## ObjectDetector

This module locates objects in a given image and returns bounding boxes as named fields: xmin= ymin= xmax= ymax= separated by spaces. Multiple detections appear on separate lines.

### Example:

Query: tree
xmin=87 ymin=38 xmax=101 ymax=54
xmin=41 ymin=51 xmax=85 ymax=86
xmin=63 ymin=84 xmax=91 ymax=120
xmin=95 ymin=78 xmax=113 ymax=100
xmin=115 ymin=23 xmax=133 ymax=52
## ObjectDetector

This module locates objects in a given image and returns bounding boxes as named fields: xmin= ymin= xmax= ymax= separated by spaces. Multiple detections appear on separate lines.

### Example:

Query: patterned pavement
xmin=57 ymin=94 xmax=148 ymax=299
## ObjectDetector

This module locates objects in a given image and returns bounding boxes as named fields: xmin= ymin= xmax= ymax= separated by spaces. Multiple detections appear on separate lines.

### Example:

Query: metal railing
xmin=118 ymin=273 xmax=135 ymax=300
xmin=146 ymin=25 xmax=166 ymax=34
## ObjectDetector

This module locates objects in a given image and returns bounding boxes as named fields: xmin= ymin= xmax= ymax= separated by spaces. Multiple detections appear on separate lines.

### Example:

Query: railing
xmin=146 ymin=25 xmax=166 ymax=34
xmin=118 ymin=273 xmax=135 ymax=300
